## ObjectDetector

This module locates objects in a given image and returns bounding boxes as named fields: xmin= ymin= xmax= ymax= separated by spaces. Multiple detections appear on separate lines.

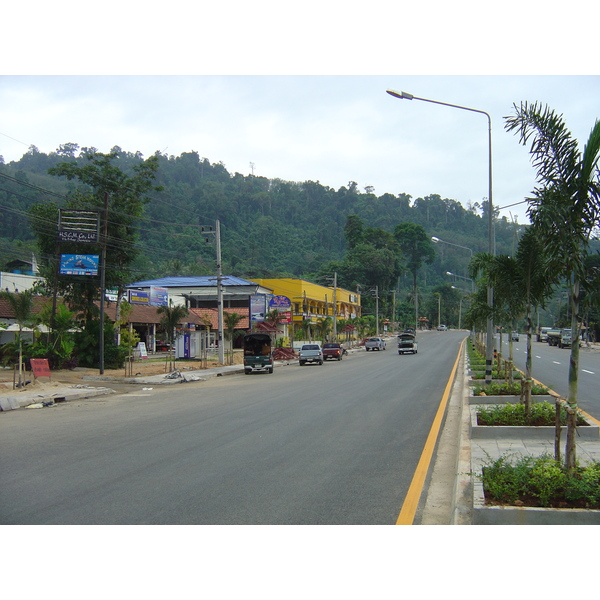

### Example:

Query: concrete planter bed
xmin=472 ymin=477 xmax=600 ymax=525
xmin=469 ymin=405 xmax=599 ymax=439
xmin=468 ymin=394 xmax=554 ymax=405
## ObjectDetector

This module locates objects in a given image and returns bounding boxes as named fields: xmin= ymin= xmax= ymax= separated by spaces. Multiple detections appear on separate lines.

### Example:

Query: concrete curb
xmin=470 ymin=405 xmax=600 ymax=440
xmin=0 ymin=385 xmax=115 ymax=410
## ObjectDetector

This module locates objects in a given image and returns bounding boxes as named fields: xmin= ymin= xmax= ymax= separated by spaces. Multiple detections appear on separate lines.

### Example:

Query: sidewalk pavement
xmin=0 ymin=362 xmax=245 ymax=411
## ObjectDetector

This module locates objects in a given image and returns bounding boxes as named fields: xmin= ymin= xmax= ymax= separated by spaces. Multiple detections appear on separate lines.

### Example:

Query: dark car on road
xmin=322 ymin=342 xmax=344 ymax=361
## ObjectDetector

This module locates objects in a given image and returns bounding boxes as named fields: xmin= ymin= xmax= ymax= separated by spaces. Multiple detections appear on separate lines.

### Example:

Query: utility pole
xmin=216 ymin=220 xmax=224 ymax=365
xmin=370 ymin=286 xmax=380 ymax=336
xmin=333 ymin=271 xmax=337 ymax=341
xmin=202 ymin=220 xmax=225 ymax=365
xmin=99 ymin=192 xmax=109 ymax=374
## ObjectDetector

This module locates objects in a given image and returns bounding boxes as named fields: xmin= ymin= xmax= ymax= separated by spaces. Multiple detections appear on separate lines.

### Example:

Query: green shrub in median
xmin=479 ymin=453 xmax=600 ymax=509
xmin=472 ymin=381 xmax=550 ymax=396
xmin=476 ymin=401 xmax=587 ymax=426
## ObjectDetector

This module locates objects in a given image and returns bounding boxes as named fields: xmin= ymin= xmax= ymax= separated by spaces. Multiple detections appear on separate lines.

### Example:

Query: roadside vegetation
xmin=479 ymin=453 xmax=600 ymax=509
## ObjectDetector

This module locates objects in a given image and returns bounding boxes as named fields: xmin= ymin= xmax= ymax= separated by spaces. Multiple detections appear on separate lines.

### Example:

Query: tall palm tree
xmin=0 ymin=290 xmax=35 ymax=387
xmin=514 ymin=228 xmax=557 ymax=411
xmin=505 ymin=102 xmax=600 ymax=469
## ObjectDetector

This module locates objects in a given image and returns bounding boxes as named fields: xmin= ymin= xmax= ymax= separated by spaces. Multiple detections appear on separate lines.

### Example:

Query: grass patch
xmin=479 ymin=453 xmax=600 ymax=509
xmin=473 ymin=381 xmax=550 ymax=396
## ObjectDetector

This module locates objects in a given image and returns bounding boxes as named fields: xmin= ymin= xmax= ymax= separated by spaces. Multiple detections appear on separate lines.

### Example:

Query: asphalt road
xmin=0 ymin=329 xmax=467 ymax=525
xmin=498 ymin=335 xmax=600 ymax=419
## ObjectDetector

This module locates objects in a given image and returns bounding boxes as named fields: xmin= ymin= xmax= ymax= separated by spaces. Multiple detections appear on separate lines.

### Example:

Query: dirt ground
xmin=0 ymin=351 xmax=244 ymax=394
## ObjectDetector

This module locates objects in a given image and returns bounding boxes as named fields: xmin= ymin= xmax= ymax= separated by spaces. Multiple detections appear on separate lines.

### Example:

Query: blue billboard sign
xmin=149 ymin=286 xmax=169 ymax=307
xmin=59 ymin=254 xmax=99 ymax=276
xmin=129 ymin=290 xmax=150 ymax=305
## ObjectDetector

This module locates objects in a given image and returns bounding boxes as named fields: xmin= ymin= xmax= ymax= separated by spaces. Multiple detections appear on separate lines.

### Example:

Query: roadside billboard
xmin=59 ymin=254 xmax=99 ymax=276
xmin=250 ymin=294 xmax=266 ymax=322
xmin=149 ymin=286 xmax=168 ymax=306
xmin=268 ymin=295 xmax=292 ymax=323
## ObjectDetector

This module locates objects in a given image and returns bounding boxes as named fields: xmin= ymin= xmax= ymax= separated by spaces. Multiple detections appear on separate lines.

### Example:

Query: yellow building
xmin=249 ymin=277 xmax=361 ymax=339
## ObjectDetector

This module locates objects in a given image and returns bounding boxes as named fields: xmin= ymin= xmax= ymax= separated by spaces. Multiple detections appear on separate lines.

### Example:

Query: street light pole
xmin=432 ymin=236 xmax=474 ymax=292
xmin=387 ymin=89 xmax=495 ymax=383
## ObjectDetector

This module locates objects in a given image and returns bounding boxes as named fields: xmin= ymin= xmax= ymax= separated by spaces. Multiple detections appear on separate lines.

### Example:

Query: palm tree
xmin=469 ymin=230 xmax=556 ymax=408
xmin=0 ymin=290 xmax=35 ymax=387
xmin=514 ymin=228 xmax=557 ymax=411
xmin=505 ymin=102 xmax=600 ymax=469
xmin=223 ymin=311 xmax=243 ymax=365
xmin=157 ymin=302 xmax=189 ymax=371
xmin=316 ymin=316 xmax=333 ymax=343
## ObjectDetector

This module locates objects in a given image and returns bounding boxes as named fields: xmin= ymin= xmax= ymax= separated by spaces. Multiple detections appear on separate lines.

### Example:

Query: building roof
xmin=127 ymin=276 xmax=260 ymax=289
xmin=188 ymin=307 xmax=249 ymax=330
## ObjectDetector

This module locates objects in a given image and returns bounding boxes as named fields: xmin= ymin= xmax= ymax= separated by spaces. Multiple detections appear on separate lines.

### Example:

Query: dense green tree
xmin=29 ymin=151 xmax=161 ymax=321
xmin=394 ymin=223 xmax=435 ymax=330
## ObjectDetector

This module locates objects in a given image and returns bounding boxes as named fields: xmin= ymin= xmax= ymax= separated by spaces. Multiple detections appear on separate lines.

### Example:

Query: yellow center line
xmin=396 ymin=338 xmax=464 ymax=525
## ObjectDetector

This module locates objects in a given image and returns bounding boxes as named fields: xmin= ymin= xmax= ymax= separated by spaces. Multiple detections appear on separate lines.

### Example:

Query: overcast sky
xmin=2 ymin=6 xmax=598 ymax=230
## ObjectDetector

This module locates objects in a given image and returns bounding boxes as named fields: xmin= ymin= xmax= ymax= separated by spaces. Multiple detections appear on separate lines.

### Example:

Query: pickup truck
xmin=365 ymin=337 xmax=386 ymax=351
xmin=322 ymin=342 xmax=344 ymax=361
xmin=559 ymin=328 xmax=573 ymax=349
xmin=299 ymin=344 xmax=323 ymax=366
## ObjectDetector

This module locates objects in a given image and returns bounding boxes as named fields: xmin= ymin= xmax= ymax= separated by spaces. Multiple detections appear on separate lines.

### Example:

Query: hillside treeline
xmin=1 ymin=144 xmax=527 ymax=325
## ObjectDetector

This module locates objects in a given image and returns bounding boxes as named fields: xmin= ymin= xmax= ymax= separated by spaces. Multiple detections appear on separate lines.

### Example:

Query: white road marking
xmin=582 ymin=369 xmax=595 ymax=375
xmin=553 ymin=361 xmax=561 ymax=365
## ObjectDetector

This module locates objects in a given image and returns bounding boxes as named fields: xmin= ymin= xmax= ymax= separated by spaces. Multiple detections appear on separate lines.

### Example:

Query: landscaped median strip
xmin=395 ymin=338 xmax=464 ymax=525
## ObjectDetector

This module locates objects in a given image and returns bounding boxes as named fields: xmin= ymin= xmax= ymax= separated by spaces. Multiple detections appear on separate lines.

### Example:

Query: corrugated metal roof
xmin=126 ymin=276 xmax=258 ymax=288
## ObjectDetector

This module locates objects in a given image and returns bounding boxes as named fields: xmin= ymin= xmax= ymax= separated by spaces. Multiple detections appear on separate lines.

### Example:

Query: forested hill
xmin=0 ymin=145 xmax=525 ymax=290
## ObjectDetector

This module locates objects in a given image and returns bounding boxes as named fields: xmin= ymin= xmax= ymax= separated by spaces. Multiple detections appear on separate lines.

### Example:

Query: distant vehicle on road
xmin=243 ymin=333 xmax=274 ymax=374
xmin=537 ymin=326 xmax=552 ymax=342
xmin=511 ymin=331 xmax=520 ymax=341
xmin=299 ymin=344 xmax=323 ymax=366
xmin=365 ymin=337 xmax=386 ymax=351
xmin=322 ymin=342 xmax=344 ymax=361
xmin=398 ymin=332 xmax=418 ymax=355
xmin=437 ymin=324 xmax=448 ymax=331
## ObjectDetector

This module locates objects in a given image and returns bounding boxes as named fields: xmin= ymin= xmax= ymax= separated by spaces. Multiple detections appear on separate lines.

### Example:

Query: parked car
xmin=437 ymin=324 xmax=448 ymax=331
xmin=299 ymin=344 xmax=323 ymax=366
xmin=155 ymin=340 xmax=171 ymax=351
xmin=365 ymin=337 xmax=386 ymax=351
xmin=511 ymin=331 xmax=520 ymax=341
xmin=322 ymin=342 xmax=344 ymax=361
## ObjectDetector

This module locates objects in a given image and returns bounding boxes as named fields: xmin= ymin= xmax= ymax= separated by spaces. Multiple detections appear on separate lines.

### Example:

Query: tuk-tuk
xmin=243 ymin=333 xmax=274 ymax=374
xmin=398 ymin=332 xmax=418 ymax=355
